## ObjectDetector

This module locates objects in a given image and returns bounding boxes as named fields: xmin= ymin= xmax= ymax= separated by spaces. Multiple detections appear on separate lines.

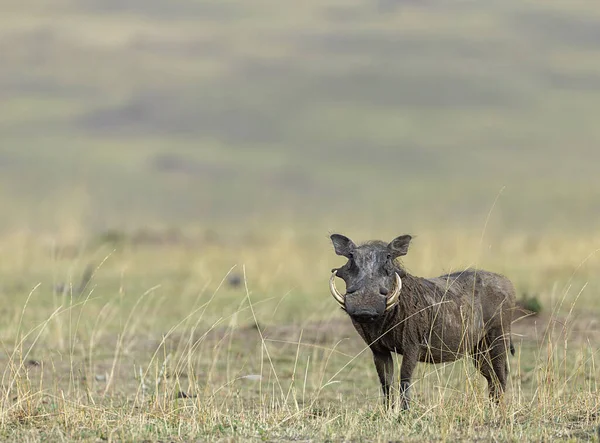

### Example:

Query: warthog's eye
xmin=348 ymin=252 xmax=354 ymax=259
xmin=386 ymin=253 xmax=392 ymax=260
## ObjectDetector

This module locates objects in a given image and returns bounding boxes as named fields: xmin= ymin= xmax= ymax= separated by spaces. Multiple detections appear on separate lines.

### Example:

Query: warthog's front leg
xmin=372 ymin=350 xmax=394 ymax=409
xmin=399 ymin=348 xmax=418 ymax=411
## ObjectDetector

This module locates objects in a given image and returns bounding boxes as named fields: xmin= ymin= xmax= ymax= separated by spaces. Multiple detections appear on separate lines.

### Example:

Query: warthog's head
xmin=329 ymin=234 xmax=411 ymax=324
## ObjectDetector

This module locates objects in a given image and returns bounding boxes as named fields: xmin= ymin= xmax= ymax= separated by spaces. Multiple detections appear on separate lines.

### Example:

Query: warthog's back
xmin=429 ymin=268 xmax=516 ymax=328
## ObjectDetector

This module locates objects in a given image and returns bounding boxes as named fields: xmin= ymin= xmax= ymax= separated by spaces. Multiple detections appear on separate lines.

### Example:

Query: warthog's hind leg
xmin=471 ymin=329 xmax=509 ymax=404
xmin=487 ymin=328 xmax=509 ymax=402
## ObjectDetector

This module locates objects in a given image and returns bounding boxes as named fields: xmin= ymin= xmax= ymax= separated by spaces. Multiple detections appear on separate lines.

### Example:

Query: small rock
xmin=227 ymin=274 xmax=242 ymax=288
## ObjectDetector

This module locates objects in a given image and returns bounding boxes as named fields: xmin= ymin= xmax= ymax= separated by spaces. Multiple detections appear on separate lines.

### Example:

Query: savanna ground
xmin=2 ymin=0 xmax=600 ymax=441
xmin=1 ymin=226 xmax=599 ymax=441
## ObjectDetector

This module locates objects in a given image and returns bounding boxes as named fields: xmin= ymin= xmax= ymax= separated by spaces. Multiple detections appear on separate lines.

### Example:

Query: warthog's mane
xmin=357 ymin=240 xmax=387 ymax=248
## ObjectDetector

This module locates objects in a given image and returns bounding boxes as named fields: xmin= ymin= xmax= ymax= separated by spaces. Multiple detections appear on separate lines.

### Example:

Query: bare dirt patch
xmin=512 ymin=308 xmax=600 ymax=347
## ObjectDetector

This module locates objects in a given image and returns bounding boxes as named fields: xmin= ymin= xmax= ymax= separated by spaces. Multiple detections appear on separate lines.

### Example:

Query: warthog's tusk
xmin=329 ymin=270 xmax=346 ymax=309
xmin=385 ymin=273 xmax=402 ymax=311
xmin=330 ymin=270 xmax=400 ymax=312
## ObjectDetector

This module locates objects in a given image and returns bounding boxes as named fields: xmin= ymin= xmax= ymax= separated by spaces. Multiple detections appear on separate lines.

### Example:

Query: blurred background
xmin=2 ymin=0 xmax=600 ymax=238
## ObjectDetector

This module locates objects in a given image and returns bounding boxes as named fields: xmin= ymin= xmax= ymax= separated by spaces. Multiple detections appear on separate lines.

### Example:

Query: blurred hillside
xmin=2 ymin=0 xmax=600 ymax=234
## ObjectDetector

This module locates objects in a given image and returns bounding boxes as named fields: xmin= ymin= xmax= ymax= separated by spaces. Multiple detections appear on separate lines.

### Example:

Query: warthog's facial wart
xmin=329 ymin=234 xmax=410 ymax=323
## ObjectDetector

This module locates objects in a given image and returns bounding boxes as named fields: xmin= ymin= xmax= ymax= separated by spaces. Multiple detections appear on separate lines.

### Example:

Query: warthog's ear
xmin=330 ymin=234 xmax=356 ymax=258
xmin=388 ymin=235 xmax=412 ymax=257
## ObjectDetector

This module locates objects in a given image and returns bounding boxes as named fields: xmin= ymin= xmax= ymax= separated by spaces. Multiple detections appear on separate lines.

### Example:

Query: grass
xmin=0 ymin=225 xmax=599 ymax=441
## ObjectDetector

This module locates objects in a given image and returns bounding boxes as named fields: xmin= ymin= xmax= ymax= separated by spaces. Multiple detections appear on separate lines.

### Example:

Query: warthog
xmin=328 ymin=233 xmax=516 ymax=410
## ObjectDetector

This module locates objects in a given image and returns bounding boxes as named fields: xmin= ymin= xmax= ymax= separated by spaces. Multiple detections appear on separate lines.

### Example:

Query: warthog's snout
xmin=347 ymin=308 xmax=380 ymax=324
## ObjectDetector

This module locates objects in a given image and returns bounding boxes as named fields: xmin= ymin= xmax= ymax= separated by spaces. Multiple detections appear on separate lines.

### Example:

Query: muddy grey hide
xmin=328 ymin=234 xmax=516 ymax=410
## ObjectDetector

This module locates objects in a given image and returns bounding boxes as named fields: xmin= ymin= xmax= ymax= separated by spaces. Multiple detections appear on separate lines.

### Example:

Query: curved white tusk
xmin=329 ymin=270 xmax=346 ymax=309
xmin=385 ymin=272 xmax=402 ymax=311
